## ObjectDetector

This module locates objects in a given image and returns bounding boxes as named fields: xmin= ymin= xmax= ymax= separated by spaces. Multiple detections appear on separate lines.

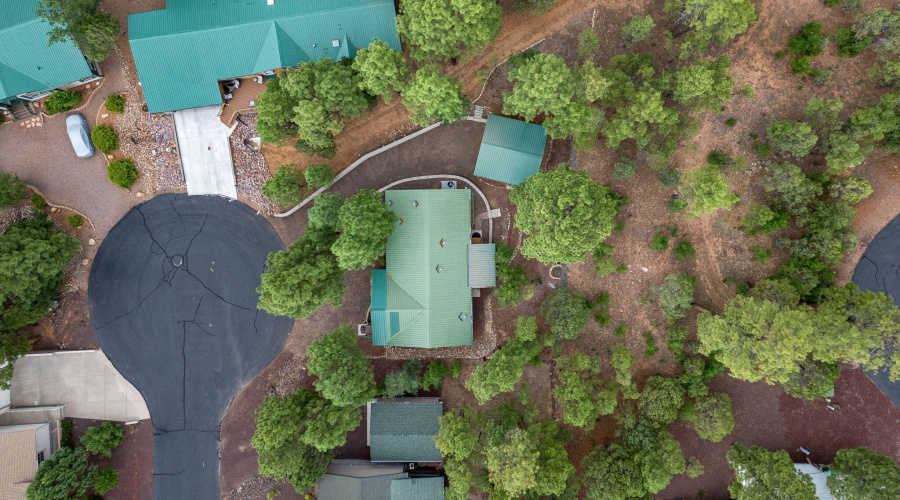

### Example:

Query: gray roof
xmin=467 ymin=244 xmax=496 ymax=288
xmin=317 ymin=472 xmax=408 ymax=500
xmin=390 ymin=477 xmax=445 ymax=500
xmin=368 ymin=399 xmax=443 ymax=462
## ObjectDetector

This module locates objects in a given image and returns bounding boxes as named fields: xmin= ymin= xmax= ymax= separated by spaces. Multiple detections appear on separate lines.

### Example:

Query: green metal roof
xmin=474 ymin=114 xmax=548 ymax=185
xmin=128 ymin=0 xmax=399 ymax=113
xmin=390 ymin=477 xmax=445 ymax=500
xmin=317 ymin=472 xmax=408 ymax=500
xmin=370 ymin=190 xmax=473 ymax=348
xmin=467 ymin=243 xmax=496 ymax=288
xmin=0 ymin=0 xmax=94 ymax=103
xmin=369 ymin=399 xmax=443 ymax=462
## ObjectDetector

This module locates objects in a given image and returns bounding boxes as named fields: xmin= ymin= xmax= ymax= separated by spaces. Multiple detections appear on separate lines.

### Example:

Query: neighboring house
xmin=128 ymin=0 xmax=400 ymax=113
xmin=369 ymin=189 xmax=496 ymax=348
xmin=367 ymin=398 xmax=442 ymax=463
xmin=0 ymin=423 xmax=57 ymax=500
xmin=316 ymin=460 xmax=444 ymax=500
xmin=795 ymin=463 xmax=835 ymax=500
xmin=473 ymin=114 xmax=548 ymax=186
xmin=0 ymin=0 xmax=102 ymax=106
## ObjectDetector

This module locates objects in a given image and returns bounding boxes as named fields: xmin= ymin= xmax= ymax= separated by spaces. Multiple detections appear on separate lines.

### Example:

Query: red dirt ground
xmin=70 ymin=418 xmax=153 ymax=500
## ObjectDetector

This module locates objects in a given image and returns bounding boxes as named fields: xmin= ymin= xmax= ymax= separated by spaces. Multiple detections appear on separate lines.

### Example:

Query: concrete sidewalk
xmin=10 ymin=350 xmax=149 ymax=422
xmin=174 ymin=106 xmax=238 ymax=198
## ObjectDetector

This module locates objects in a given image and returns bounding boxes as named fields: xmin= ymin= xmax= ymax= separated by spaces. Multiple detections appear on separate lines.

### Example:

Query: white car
xmin=65 ymin=114 xmax=95 ymax=158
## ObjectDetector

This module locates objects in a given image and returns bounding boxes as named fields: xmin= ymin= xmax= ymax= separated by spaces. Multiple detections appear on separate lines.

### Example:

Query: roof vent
xmin=413 ymin=200 xmax=419 ymax=207
xmin=266 ymin=0 xmax=274 ymax=5
xmin=435 ymin=265 xmax=441 ymax=273
xmin=459 ymin=313 xmax=468 ymax=321
xmin=332 ymin=39 xmax=341 ymax=48
xmin=398 ymin=218 xmax=404 ymax=225
xmin=439 ymin=239 xmax=445 ymax=247
xmin=388 ymin=200 xmax=393 ymax=207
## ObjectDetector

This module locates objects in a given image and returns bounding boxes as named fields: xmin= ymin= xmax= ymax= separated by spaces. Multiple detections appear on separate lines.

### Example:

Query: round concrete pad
xmin=852 ymin=215 xmax=900 ymax=408
xmin=88 ymin=194 xmax=292 ymax=499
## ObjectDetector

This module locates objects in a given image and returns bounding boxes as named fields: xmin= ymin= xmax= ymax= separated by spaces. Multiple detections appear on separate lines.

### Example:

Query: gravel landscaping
xmin=230 ymin=113 xmax=277 ymax=214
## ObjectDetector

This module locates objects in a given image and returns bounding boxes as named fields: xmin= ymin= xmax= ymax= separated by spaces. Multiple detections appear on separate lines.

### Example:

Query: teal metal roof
xmin=0 ymin=0 xmax=94 ymax=103
xmin=369 ymin=399 xmax=443 ymax=462
xmin=370 ymin=190 xmax=473 ymax=348
xmin=128 ymin=0 xmax=400 ymax=113
xmin=474 ymin=114 xmax=548 ymax=185
xmin=390 ymin=477 xmax=445 ymax=500
xmin=467 ymin=243 xmax=496 ymax=288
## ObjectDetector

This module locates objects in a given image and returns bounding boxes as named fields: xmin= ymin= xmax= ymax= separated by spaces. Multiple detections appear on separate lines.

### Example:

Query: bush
xmin=656 ymin=273 xmax=696 ymax=322
xmin=262 ymin=164 xmax=304 ymax=206
xmin=668 ymin=198 xmax=688 ymax=212
xmin=44 ymin=90 xmax=82 ymax=115
xmin=750 ymin=246 xmax=772 ymax=262
xmin=791 ymin=56 xmax=818 ymax=77
xmin=422 ymin=361 xmax=451 ymax=391
xmin=107 ymin=159 xmax=138 ymax=189
xmin=788 ymin=22 xmax=828 ymax=57
xmin=0 ymin=172 xmax=26 ymax=208
xmin=726 ymin=118 xmax=737 ymax=127
xmin=652 ymin=233 xmax=669 ymax=251
xmin=32 ymin=194 xmax=46 ymax=209
xmin=60 ymin=419 xmax=74 ymax=449
xmin=90 ymin=125 xmax=118 ymax=154
xmin=104 ymin=94 xmax=125 ymax=114
xmin=94 ymin=468 xmax=119 ymax=495
xmin=614 ymin=157 xmax=638 ymax=179
xmin=752 ymin=141 xmax=771 ymax=158
xmin=657 ymin=168 xmax=680 ymax=187
xmin=382 ymin=360 xmax=422 ymax=398
xmin=578 ymin=28 xmax=600 ymax=56
xmin=304 ymin=163 xmax=335 ymax=189
xmin=835 ymin=27 xmax=871 ymax=57
xmin=82 ymin=422 xmax=124 ymax=458
xmin=540 ymin=287 xmax=590 ymax=341
xmin=67 ymin=215 xmax=83 ymax=228
xmin=673 ymin=240 xmax=695 ymax=260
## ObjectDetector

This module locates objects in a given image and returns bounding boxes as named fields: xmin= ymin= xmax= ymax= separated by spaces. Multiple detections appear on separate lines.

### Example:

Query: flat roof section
xmin=173 ymin=106 xmax=238 ymax=198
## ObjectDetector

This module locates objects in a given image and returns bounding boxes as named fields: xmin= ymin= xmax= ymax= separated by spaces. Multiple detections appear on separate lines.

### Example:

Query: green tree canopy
xmin=692 ymin=393 xmax=734 ymax=442
xmin=622 ymin=15 xmax=656 ymax=46
xmin=510 ymin=164 xmax=620 ymax=264
xmin=767 ymin=120 xmax=819 ymax=157
xmin=465 ymin=318 xmax=544 ymax=404
xmin=555 ymin=353 xmax=617 ymax=429
xmin=1 ymin=214 xmax=80 ymax=331
xmin=256 ymin=234 xmax=345 ymax=320
xmin=352 ymin=38 xmax=410 ymax=103
xmin=638 ymin=375 xmax=686 ymax=426
xmin=262 ymin=164 xmax=305 ymax=206
xmin=855 ymin=7 xmax=900 ymax=58
xmin=583 ymin=428 xmax=685 ymax=499
xmin=682 ymin=165 xmax=739 ymax=217
xmin=255 ymin=78 xmax=297 ymax=144
xmin=0 ymin=331 xmax=30 ymax=389
xmin=664 ymin=0 xmax=758 ymax=56
xmin=743 ymin=204 xmax=789 ymax=235
xmin=760 ymin=162 xmax=823 ymax=215
xmin=81 ymin=422 xmax=123 ymax=458
xmin=382 ymin=359 xmax=422 ymax=398
xmin=672 ymin=56 xmax=734 ymax=111
xmin=0 ymin=172 xmax=26 ymax=208
xmin=726 ymin=443 xmax=817 ymax=500
xmin=306 ymin=325 xmax=377 ymax=407
xmin=540 ymin=287 xmax=591 ymax=340
xmin=304 ymin=164 xmax=335 ymax=190
xmin=504 ymin=53 xmax=576 ymax=122
xmin=306 ymin=193 xmax=345 ymax=235
xmin=828 ymin=176 xmax=873 ymax=205
xmin=401 ymin=65 xmax=468 ymax=127
xmin=827 ymin=447 xmax=900 ymax=499
xmin=655 ymin=272 xmax=696 ymax=322
xmin=25 ymin=447 xmax=98 ymax=500
xmin=37 ymin=0 xmax=120 ymax=62
xmin=396 ymin=0 xmax=502 ymax=61
xmin=332 ymin=189 xmax=397 ymax=270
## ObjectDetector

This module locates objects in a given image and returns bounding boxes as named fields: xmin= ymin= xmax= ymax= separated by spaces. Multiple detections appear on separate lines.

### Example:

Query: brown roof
xmin=0 ymin=429 xmax=37 ymax=500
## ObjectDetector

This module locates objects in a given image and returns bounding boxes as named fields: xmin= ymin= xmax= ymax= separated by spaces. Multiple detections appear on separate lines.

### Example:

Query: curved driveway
xmin=852 ymin=214 xmax=900 ymax=407
xmin=88 ymin=194 xmax=292 ymax=499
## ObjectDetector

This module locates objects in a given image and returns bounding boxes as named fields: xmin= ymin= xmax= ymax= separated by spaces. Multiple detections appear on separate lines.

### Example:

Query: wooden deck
xmin=218 ymin=76 xmax=268 ymax=127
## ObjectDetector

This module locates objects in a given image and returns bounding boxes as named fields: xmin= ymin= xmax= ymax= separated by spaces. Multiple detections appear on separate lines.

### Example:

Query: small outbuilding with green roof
xmin=369 ymin=189 xmax=495 ymax=348
xmin=0 ymin=0 xmax=101 ymax=105
xmin=473 ymin=114 xmax=548 ymax=185
xmin=128 ymin=0 xmax=400 ymax=113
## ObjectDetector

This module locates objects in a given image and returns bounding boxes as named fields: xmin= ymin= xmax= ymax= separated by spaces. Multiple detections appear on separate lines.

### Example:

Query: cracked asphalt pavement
xmin=852 ymin=214 xmax=900 ymax=408
xmin=88 ymin=193 xmax=293 ymax=499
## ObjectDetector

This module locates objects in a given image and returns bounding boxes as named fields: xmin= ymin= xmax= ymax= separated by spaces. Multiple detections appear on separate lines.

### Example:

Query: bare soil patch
xmin=70 ymin=418 xmax=153 ymax=500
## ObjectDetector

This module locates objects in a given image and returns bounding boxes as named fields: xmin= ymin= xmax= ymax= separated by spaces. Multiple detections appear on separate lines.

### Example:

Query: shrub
xmin=90 ymin=125 xmax=118 ymax=154
xmin=835 ymin=27 xmax=872 ymax=57
xmin=788 ymin=22 xmax=828 ymax=57
xmin=107 ymin=159 xmax=138 ymax=189
xmin=541 ymin=287 xmax=591 ymax=341
xmin=262 ymin=164 xmax=304 ymax=206
xmin=743 ymin=205 xmax=789 ymax=235
xmin=82 ymin=422 xmax=124 ymax=458
xmin=668 ymin=198 xmax=688 ymax=212
xmin=614 ymin=157 xmax=638 ymax=179
xmin=382 ymin=360 xmax=422 ymax=398
xmin=673 ymin=240 xmax=695 ymax=260
xmin=32 ymin=194 xmax=47 ymax=209
xmin=68 ymin=215 xmax=83 ymax=228
xmin=304 ymin=163 xmax=335 ymax=189
xmin=44 ymin=90 xmax=82 ymax=115
xmin=752 ymin=141 xmax=771 ymax=158
xmin=655 ymin=273 xmax=696 ymax=322
xmin=726 ymin=118 xmax=737 ymax=127
xmin=750 ymin=246 xmax=772 ymax=262
xmin=0 ymin=172 xmax=26 ymax=208
xmin=104 ymin=94 xmax=125 ymax=114
xmin=94 ymin=468 xmax=119 ymax=495
xmin=686 ymin=457 xmax=705 ymax=478
xmin=622 ymin=15 xmax=655 ymax=46
xmin=643 ymin=331 xmax=659 ymax=357
xmin=657 ymin=168 xmax=680 ymax=187
xmin=60 ymin=419 xmax=74 ymax=449
xmin=578 ymin=28 xmax=600 ymax=57
xmin=593 ymin=243 xmax=623 ymax=277
xmin=615 ymin=323 xmax=627 ymax=337
xmin=422 ymin=361 xmax=450 ymax=391
xmin=652 ymin=233 xmax=669 ymax=251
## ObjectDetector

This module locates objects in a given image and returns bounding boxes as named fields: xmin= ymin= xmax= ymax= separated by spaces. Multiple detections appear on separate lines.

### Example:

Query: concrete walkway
xmin=10 ymin=350 xmax=149 ymax=422
xmin=173 ymin=106 xmax=238 ymax=198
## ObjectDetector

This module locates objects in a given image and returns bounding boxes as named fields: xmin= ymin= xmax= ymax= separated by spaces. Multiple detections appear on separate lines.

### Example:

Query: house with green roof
xmin=128 ymin=0 xmax=400 ymax=113
xmin=367 ymin=398 xmax=443 ymax=463
xmin=0 ymin=0 xmax=101 ymax=105
xmin=370 ymin=189 xmax=495 ymax=348
xmin=473 ymin=114 xmax=548 ymax=185
xmin=316 ymin=460 xmax=444 ymax=500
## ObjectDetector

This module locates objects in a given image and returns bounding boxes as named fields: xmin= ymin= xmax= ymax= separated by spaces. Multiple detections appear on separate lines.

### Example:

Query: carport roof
xmin=474 ymin=114 xmax=547 ymax=185
xmin=0 ymin=0 xmax=94 ymax=103
xmin=128 ymin=0 xmax=399 ymax=113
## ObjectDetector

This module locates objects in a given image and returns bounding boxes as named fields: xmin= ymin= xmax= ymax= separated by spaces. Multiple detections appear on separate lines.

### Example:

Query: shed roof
xmin=128 ymin=0 xmax=399 ymax=113
xmin=467 ymin=243 xmax=496 ymax=288
xmin=0 ymin=428 xmax=36 ymax=500
xmin=473 ymin=114 xmax=547 ymax=185
xmin=390 ymin=477 xmax=445 ymax=500
xmin=0 ymin=0 xmax=94 ymax=103
xmin=370 ymin=190 xmax=473 ymax=348
xmin=317 ymin=472 xmax=408 ymax=500
xmin=368 ymin=399 xmax=443 ymax=463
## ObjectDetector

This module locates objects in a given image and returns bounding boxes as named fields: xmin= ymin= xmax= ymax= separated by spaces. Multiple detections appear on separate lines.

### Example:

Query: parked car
xmin=65 ymin=113 xmax=94 ymax=158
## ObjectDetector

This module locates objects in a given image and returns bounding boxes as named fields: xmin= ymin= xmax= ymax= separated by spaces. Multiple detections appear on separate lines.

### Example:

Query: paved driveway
xmin=173 ymin=106 xmax=238 ymax=198
xmin=852 ymin=214 xmax=900 ymax=407
xmin=88 ymin=194 xmax=292 ymax=500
